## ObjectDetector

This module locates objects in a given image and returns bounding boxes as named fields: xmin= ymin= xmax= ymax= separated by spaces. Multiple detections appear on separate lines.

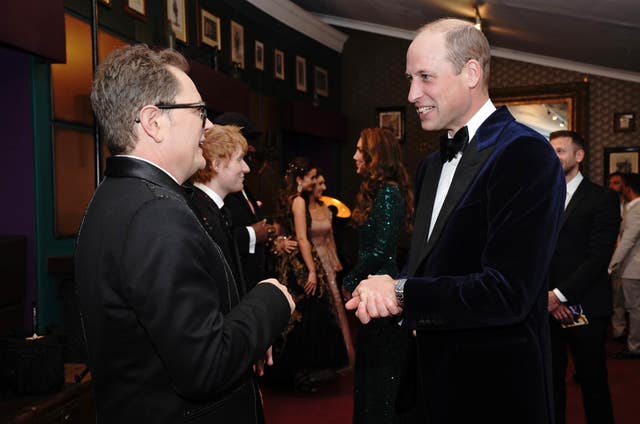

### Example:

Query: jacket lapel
xmin=408 ymin=156 xmax=443 ymax=275
xmin=409 ymin=106 xmax=513 ymax=274
xmin=562 ymin=178 xmax=587 ymax=227
xmin=417 ymin=137 xmax=495 ymax=266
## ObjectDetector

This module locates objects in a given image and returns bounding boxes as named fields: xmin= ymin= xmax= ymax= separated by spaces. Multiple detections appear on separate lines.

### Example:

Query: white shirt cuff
xmin=553 ymin=288 xmax=567 ymax=303
xmin=246 ymin=226 xmax=256 ymax=254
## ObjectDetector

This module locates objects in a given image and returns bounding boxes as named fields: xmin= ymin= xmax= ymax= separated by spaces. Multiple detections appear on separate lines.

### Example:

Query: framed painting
xmin=296 ymin=56 xmax=307 ymax=92
xmin=376 ymin=106 xmax=405 ymax=143
xmin=125 ymin=0 xmax=145 ymax=18
xmin=604 ymin=147 xmax=640 ymax=181
xmin=314 ymin=66 xmax=328 ymax=97
xmin=230 ymin=21 xmax=245 ymax=69
xmin=274 ymin=49 xmax=284 ymax=80
xmin=255 ymin=41 xmax=264 ymax=70
xmin=199 ymin=8 xmax=221 ymax=50
xmin=167 ymin=0 xmax=187 ymax=44
xmin=614 ymin=112 xmax=636 ymax=132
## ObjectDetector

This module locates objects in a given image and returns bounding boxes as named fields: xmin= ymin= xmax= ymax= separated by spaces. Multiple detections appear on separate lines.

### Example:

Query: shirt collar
xmin=117 ymin=154 xmax=179 ymax=184
xmin=626 ymin=197 xmax=640 ymax=211
xmin=193 ymin=182 xmax=225 ymax=209
xmin=566 ymin=171 xmax=583 ymax=195
xmin=449 ymin=99 xmax=496 ymax=141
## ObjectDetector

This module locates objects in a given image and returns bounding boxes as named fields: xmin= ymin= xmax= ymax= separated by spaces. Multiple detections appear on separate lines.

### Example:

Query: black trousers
xmin=550 ymin=316 xmax=614 ymax=424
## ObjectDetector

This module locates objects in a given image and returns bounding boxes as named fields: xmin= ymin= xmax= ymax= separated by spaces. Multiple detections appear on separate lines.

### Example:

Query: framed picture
xmin=296 ymin=56 xmax=307 ymax=92
xmin=125 ymin=0 xmax=145 ymax=18
xmin=614 ymin=112 xmax=636 ymax=132
xmin=604 ymin=147 xmax=640 ymax=181
xmin=230 ymin=21 xmax=245 ymax=69
xmin=274 ymin=49 xmax=285 ymax=80
xmin=314 ymin=66 xmax=328 ymax=97
xmin=255 ymin=41 xmax=264 ymax=71
xmin=199 ymin=9 xmax=221 ymax=50
xmin=167 ymin=0 xmax=187 ymax=44
xmin=376 ymin=107 xmax=405 ymax=143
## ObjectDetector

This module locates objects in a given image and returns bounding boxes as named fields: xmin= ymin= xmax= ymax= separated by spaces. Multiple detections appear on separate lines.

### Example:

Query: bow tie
xmin=440 ymin=126 xmax=469 ymax=163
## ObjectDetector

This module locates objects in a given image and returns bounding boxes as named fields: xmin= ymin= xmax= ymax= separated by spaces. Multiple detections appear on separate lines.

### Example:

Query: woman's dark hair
xmin=351 ymin=128 xmax=414 ymax=230
xmin=278 ymin=156 xmax=315 ymax=219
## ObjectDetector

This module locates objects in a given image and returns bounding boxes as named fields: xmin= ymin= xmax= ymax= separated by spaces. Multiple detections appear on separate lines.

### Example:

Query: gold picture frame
xmin=125 ymin=0 xmax=146 ymax=18
xmin=314 ymin=66 xmax=328 ymax=97
xmin=255 ymin=41 xmax=264 ymax=70
xmin=274 ymin=49 xmax=285 ymax=80
xmin=296 ymin=56 xmax=307 ymax=92
xmin=231 ymin=21 xmax=245 ymax=69
xmin=199 ymin=8 xmax=221 ymax=50
xmin=167 ymin=0 xmax=187 ymax=44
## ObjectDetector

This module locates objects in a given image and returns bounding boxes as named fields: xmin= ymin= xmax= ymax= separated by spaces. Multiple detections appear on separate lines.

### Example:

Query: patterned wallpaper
xmin=491 ymin=57 xmax=640 ymax=184
xmin=340 ymin=29 xmax=640 ymax=190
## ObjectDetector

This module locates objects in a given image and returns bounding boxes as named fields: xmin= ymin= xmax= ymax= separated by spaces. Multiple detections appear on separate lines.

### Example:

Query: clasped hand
xmin=345 ymin=274 xmax=402 ymax=324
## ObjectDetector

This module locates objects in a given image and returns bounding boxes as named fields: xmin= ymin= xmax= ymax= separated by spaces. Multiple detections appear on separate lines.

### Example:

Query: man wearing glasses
xmin=75 ymin=44 xmax=294 ymax=424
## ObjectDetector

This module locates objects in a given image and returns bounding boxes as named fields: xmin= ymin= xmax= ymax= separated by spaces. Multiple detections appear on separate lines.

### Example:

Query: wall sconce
xmin=473 ymin=0 xmax=484 ymax=31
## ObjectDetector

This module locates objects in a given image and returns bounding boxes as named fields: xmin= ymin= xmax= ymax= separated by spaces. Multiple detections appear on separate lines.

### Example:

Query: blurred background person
xmin=609 ymin=171 xmax=628 ymax=342
xmin=187 ymin=124 xmax=250 ymax=295
xmin=309 ymin=170 xmax=355 ymax=370
xmin=212 ymin=113 xmax=273 ymax=291
xmin=343 ymin=128 xmax=414 ymax=423
xmin=267 ymin=157 xmax=348 ymax=392
xmin=609 ymin=172 xmax=640 ymax=359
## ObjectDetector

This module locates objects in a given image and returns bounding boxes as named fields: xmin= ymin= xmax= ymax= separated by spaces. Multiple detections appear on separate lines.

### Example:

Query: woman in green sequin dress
xmin=344 ymin=128 xmax=414 ymax=423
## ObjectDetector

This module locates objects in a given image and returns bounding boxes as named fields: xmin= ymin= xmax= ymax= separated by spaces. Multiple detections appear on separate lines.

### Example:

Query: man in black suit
xmin=346 ymin=18 xmax=565 ymax=423
xmin=75 ymin=45 xmax=294 ymax=424
xmin=212 ymin=113 xmax=274 ymax=290
xmin=547 ymin=130 xmax=619 ymax=424
xmin=187 ymin=124 xmax=251 ymax=295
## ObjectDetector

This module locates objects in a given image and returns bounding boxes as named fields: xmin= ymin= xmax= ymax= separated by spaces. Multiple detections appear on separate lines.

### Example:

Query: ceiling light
xmin=473 ymin=0 xmax=484 ymax=31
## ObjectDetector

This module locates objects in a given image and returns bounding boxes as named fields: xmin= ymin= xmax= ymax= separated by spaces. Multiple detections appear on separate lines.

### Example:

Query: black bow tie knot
xmin=440 ymin=126 xmax=469 ymax=163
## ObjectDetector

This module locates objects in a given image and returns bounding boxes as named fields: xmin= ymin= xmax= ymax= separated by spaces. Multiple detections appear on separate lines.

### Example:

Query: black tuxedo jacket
xmin=75 ymin=157 xmax=290 ymax=423
xmin=403 ymin=107 xmax=565 ymax=423
xmin=187 ymin=185 xmax=247 ymax=296
xmin=225 ymin=190 xmax=267 ymax=290
xmin=549 ymin=178 xmax=620 ymax=317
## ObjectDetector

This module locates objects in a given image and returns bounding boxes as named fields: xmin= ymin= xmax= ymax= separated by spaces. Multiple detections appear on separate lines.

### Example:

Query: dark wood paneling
xmin=0 ymin=0 xmax=65 ymax=62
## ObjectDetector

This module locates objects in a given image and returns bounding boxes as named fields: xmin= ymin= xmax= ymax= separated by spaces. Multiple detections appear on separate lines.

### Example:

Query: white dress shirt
xmin=553 ymin=171 xmax=584 ymax=303
xmin=193 ymin=183 xmax=256 ymax=253
xmin=428 ymin=99 xmax=496 ymax=240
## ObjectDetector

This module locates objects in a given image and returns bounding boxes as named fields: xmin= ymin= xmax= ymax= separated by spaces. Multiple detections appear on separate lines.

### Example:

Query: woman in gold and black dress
xmin=267 ymin=157 xmax=347 ymax=391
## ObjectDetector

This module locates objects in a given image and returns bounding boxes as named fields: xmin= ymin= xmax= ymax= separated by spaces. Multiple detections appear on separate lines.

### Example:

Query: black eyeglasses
xmin=156 ymin=102 xmax=208 ymax=128
xmin=135 ymin=102 xmax=208 ymax=128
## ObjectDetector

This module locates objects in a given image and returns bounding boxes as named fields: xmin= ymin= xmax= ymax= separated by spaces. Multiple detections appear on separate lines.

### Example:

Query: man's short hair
xmin=90 ymin=44 xmax=189 ymax=155
xmin=622 ymin=173 xmax=640 ymax=195
xmin=549 ymin=130 xmax=586 ymax=152
xmin=416 ymin=18 xmax=491 ymax=86
xmin=191 ymin=125 xmax=248 ymax=183
xmin=608 ymin=171 xmax=623 ymax=181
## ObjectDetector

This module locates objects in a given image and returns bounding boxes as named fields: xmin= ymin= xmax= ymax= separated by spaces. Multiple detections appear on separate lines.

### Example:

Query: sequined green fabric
xmin=343 ymin=184 xmax=405 ymax=292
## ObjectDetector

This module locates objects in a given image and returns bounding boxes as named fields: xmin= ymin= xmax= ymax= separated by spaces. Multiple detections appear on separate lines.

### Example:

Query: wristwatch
xmin=394 ymin=278 xmax=407 ymax=307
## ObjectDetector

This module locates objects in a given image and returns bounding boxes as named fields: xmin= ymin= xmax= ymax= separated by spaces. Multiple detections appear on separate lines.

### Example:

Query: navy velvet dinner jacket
xmin=403 ymin=106 xmax=565 ymax=424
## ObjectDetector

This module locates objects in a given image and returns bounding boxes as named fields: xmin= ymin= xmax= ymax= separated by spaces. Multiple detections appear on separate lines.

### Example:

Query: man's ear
xmin=464 ymin=59 xmax=482 ymax=89
xmin=137 ymin=105 xmax=164 ymax=142
xmin=575 ymin=148 xmax=585 ymax=164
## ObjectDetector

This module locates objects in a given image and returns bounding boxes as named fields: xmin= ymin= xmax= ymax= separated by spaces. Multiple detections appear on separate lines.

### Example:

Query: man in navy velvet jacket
xmin=346 ymin=19 xmax=565 ymax=423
